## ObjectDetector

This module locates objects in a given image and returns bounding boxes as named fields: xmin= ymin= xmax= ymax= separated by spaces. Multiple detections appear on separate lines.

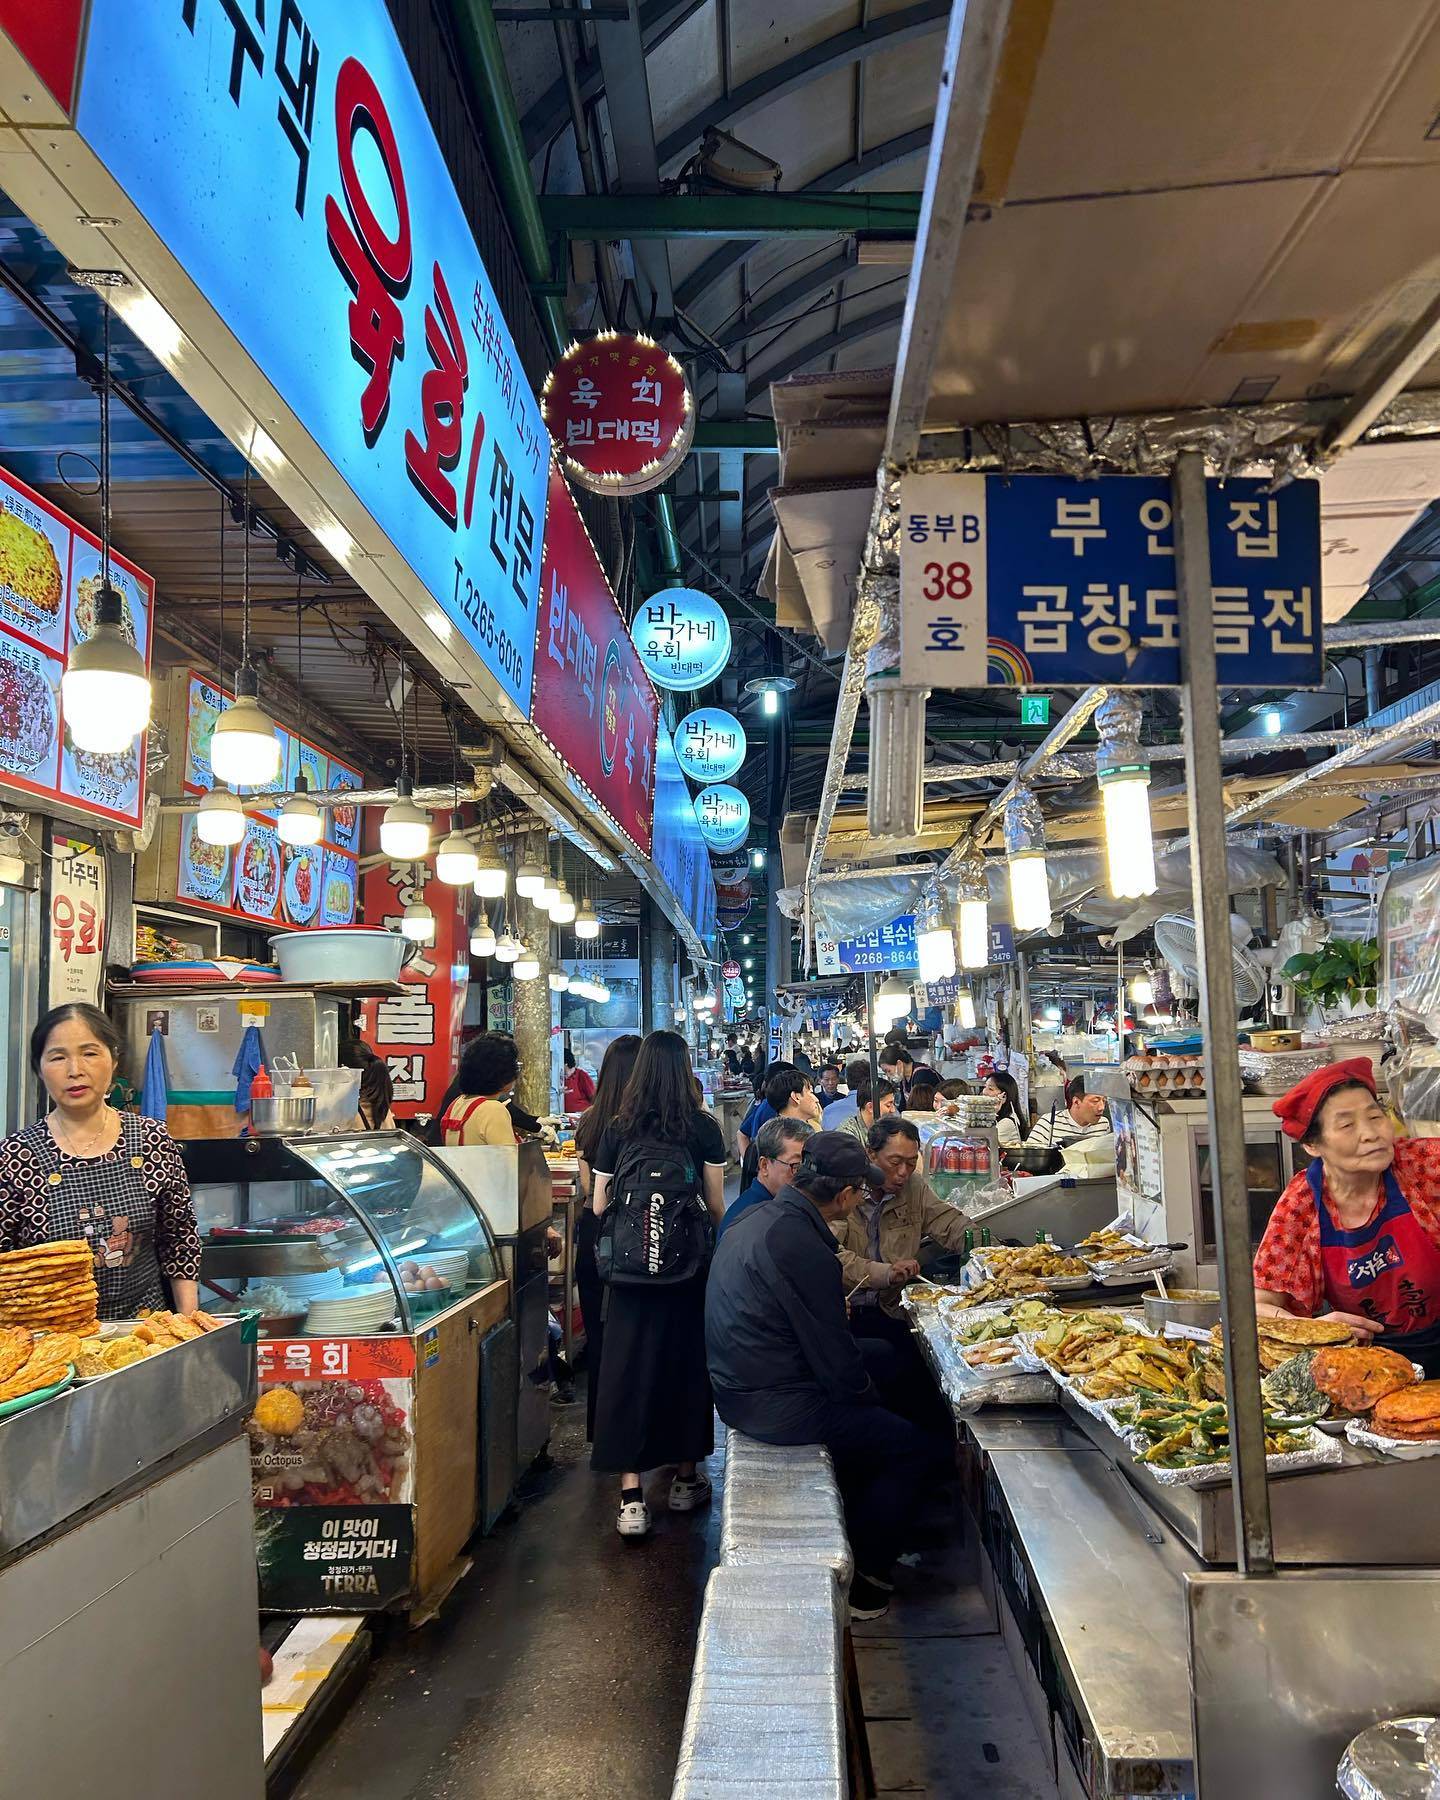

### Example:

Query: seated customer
xmin=832 ymin=1117 xmax=973 ymax=1408
xmin=903 ymin=1071 xmax=942 ymax=1115
xmin=822 ymin=1056 xmax=872 ymax=1129
xmin=719 ymin=1116 xmax=813 ymax=1237
xmin=740 ymin=1070 xmax=821 ymax=1183
xmin=706 ymin=1132 xmax=947 ymax=1619
xmin=837 ymin=1077 xmax=898 ymax=1146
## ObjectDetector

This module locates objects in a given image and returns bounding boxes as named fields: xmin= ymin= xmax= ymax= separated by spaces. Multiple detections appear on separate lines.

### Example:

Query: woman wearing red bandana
xmin=1253 ymin=1058 xmax=1440 ymax=1373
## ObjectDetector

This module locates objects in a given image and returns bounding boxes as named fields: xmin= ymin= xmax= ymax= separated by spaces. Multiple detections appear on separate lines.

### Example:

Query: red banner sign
xmin=258 ymin=1336 xmax=417 ymax=1382
xmin=541 ymin=332 xmax=693 ymax=495
xmin=531 ymin=465 xmax=659 ymax=854
xmin=356 ymin=853 xmax=468 ymax=1120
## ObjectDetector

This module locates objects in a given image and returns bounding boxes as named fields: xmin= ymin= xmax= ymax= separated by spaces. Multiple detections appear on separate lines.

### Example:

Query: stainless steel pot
xmin=1143 ymin=1289 xmax=1221 ymax=1332
xmin=249 ymin=1094 xmax=317 ymax=1136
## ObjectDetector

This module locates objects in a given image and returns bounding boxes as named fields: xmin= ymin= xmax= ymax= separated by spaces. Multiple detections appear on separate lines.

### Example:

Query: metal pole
xmin=1116 ymin=942 xmax=1126 ymax=1063
xmin=864 ymin=972 xmax=880 ymax=1098
xmin=1173 ymin=449 xmax=1274 ymax=1575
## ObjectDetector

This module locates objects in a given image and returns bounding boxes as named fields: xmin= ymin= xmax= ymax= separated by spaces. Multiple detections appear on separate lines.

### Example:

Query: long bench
xmin=670 ymin=1430 xmax=857 ymax=1800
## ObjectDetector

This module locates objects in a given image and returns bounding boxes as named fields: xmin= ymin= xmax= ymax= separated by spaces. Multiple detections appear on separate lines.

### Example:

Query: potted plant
xmin=1280 ymin=937 xmax=1380 ymax=1015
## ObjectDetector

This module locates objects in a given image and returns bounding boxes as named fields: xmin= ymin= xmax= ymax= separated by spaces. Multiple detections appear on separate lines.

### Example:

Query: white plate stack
xmin=423 ymin=1250 xmax=473 ymax=1289
xmin=304 ymin=1289 xmax=397 ymax=1335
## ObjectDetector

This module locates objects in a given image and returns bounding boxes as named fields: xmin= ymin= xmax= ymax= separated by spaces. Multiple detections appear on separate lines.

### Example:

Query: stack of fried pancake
xmin=1372 ymin=1380 xmax=1440 ymax=1441
xmin=0 ymin=1326 xmax=83 ymax=1402
xmin=1211 ymin=1312 xmax=1356 ymax=1373
xmin=0 ymin=1241 xmax=99 ymax=1336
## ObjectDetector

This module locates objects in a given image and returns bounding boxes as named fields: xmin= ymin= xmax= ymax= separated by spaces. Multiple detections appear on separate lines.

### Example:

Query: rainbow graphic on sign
xmin=987 ymin=640 xmax=1035 ymax=687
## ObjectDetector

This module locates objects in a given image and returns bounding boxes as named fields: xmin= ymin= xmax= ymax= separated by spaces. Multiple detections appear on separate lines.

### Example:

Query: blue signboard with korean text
xmin=651 ymin=727 xmax=718 ymax=949
xmin=988 ymin=922 xmax=1016 ymax=965
xmin=74 ymin=0 xmax=549 ymax=714
xmin=816 ymin=915 xmax=918 ymax=976
xmin=898 ymin=472 xmax=1321 ymax=690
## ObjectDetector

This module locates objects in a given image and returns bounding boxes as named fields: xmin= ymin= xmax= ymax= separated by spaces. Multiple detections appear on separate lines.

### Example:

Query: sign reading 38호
xmin=898 ymin=472 xmax=1322 ymax=690
xmin=74 ymin=0 xmax=549 ymax=713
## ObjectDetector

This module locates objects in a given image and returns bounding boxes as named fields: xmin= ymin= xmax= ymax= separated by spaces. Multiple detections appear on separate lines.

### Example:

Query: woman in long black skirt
xmin=589 ymin=1030 xmax=726 ymax=1538
xmin=573 ymin=1033 xmax=641 ymax=1442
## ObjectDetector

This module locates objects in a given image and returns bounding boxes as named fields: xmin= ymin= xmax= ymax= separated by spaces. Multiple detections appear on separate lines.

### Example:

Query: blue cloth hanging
xmin=232 ymin=1024 xmax=268 ymax=1112
xmin=140 ymin=1028 xmax=170 ymax=1122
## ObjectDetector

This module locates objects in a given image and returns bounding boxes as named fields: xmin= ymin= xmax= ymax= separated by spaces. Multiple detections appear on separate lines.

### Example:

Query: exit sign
xmin=1020 ymin=695 xmax=1051 ymax=726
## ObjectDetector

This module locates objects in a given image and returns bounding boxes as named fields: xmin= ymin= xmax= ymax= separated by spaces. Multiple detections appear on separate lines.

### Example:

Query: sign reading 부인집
xmin=71 ymin=0 xmax=549 ymax=714
xmin=898 ymin=472 xmax=1321 ymax=689
xmin=816 ymin=915 xmax=918 ymax=976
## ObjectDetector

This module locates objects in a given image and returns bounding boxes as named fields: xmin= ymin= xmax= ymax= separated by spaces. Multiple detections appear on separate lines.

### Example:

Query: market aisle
xmin=293 ymin=1390 xmax=722 ymax=1800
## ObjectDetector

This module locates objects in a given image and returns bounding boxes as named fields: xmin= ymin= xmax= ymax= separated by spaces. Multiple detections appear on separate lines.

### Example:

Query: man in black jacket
xmin=705 ymin=1131 xmax=946 ymax=1618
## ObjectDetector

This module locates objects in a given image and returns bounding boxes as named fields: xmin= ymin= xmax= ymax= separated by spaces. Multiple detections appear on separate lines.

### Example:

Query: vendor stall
xmin=0 ymin=1319 xmax=262 ymax=1800
xmin=187 ymin=1131 xmax=509 ymax=1614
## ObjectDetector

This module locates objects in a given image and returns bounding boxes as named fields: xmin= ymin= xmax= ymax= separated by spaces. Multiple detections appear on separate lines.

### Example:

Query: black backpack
xmin=596 ymin=1133 xmax=714 ymax=1287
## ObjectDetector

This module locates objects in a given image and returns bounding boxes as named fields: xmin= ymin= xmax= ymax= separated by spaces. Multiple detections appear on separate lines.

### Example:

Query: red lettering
xmin=333 ymin=58 xmax=411 ymax=288
xmin=327 ymin=57 xmax=411 ymax=442
xmin=404 ymin=263 xmax=468 ymax=525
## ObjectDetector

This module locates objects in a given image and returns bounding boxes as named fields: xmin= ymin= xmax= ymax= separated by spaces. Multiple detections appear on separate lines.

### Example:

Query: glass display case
xmin=186 ymin=1132 xmax=500 ymax=1333
xmin=181 ymin=1133 xmax=512 ymax=1616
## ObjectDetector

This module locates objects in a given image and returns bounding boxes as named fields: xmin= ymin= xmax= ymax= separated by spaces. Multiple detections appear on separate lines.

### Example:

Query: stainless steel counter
xmin=0 ymin=1317 xmax=255 ymax=1562
xmin=962 ymin=1409 xmax=1198 ymax=1796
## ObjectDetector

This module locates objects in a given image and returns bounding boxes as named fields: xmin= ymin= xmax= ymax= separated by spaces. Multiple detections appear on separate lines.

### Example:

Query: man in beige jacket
xmin=832 ymin=1115 xmax=973 ymax=1423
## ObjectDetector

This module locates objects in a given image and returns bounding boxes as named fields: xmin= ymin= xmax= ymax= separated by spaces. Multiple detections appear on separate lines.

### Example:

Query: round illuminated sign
xmin=718 ymin=902 xmax=752 ymax=930
xmin=710 ymin=852 xmax=750 ymax=883
xmin=722 ymin=959 xmax=742 ymax=980
xmin=715 ymin=878 xmax=752 ymax=908
xmin=632 ymin=589 xmax=731 ymax=692
xmin=695 ymin=783 xmax=750 ymax=851
xmin=674 ymin=706 xmax=746 ymax=783
xmin=541 ymin=331 xmax=694 ymax=496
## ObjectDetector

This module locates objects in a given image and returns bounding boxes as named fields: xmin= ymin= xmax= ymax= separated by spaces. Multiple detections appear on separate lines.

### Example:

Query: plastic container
xmin=303 ymin=1068 xmax=362 ymax=1132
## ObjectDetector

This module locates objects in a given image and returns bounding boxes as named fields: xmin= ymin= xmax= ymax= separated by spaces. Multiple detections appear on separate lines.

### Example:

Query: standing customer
xmin=340 ymin=1038 xmax=397 ymax=1131
xmin=589 ymin=1030 xmax=726 ymax=1537
xmin=430 ymin=1032 xmax=521 ymax=1145
xmin=564 ymin=1049 xmax=596 ymax=1114
xmin=573 ymin=1033 xmax=642 ymax=1440
xmin=0 ymin=1003 xmax=202 ymax=1319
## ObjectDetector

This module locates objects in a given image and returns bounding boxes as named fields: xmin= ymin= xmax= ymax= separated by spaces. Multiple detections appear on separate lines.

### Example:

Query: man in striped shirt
xmin=1026 ymin=1077 xmax=1110 ymax=1149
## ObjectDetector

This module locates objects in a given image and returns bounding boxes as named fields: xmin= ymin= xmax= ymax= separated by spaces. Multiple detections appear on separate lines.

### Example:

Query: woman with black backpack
xmin=588 ymin=1029 xmax=727 ymax=1538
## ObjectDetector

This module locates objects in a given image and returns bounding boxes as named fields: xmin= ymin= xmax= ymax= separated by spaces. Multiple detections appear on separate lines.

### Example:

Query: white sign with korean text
xmin=47 ymin=832 xmax=106 ymax=1007
xmin=898 ymin=473 xmax=990 ymax=688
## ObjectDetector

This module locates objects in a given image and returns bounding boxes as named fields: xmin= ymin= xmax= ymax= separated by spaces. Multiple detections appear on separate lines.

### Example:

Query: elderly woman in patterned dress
xmin=0 ymin=1003 xmax=201 ymax=1319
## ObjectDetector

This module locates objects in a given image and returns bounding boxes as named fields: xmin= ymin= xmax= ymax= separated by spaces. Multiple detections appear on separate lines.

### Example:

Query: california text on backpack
xmin=596 ymin=1134 xmax=714 ymax=1286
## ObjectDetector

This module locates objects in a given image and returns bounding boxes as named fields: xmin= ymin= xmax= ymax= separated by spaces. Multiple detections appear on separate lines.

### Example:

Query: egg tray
xmin=1126 ymin=1058 xmax=1206 ymax=1097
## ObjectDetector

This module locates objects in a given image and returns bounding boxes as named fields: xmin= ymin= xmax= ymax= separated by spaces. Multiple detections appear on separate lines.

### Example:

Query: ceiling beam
xmin=673 ymin=127 xmax=932 ymax=313
xmin=744 ymin=300 xmax=907 ymax=403
xmin=538 ymin=191 xmax=922 ymax=238
xmin=691 ymin=419 xmax=778 ymax=450
xmin=655 ymin=1 xmax=949 ymax=168
xmin=519 ymin=0 xmax=707 ymax=153
xmin=593 ymin=0 xmax=675 ymax=319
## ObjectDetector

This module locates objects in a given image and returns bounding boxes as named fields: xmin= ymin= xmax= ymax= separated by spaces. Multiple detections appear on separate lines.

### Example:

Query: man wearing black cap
xmin=705 ymin=1130 xmax=947 ymax=1619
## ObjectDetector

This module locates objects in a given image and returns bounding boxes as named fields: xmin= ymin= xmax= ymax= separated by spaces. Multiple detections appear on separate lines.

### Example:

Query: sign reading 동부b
xmin=68 ymin=0 xmax=549 ymax=714
xmin=898 ymin=472 xmax=1321 ymax=690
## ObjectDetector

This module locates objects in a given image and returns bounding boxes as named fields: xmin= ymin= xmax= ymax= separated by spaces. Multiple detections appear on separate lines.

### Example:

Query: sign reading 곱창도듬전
xmin=898 ymin=472 xmax=1322 ymax=691
xmin=61 ymin=0 xmax=550 ymax=714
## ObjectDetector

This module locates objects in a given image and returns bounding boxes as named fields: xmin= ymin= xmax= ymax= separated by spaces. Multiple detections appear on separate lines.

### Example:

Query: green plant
xmin=1281 ymin=937 xmax=1379 ymax=1011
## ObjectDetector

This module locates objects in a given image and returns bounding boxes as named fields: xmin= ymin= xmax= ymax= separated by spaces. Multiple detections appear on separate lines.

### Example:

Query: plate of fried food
xmin=966 ymin=1242 xmax=1091 ymax=1299
xmin=1030 ymin=1311 xmax=1213 ymax=1407
xmin=0 ymin=1325 xmax=81 ymax=1417
xmin=73 ymin=1308 xmax=225 ymax=1380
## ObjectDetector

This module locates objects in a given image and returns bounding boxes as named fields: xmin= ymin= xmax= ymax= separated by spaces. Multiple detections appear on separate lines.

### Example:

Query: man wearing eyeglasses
xmin=718 ymin=1116 xmax=814 ymax=1237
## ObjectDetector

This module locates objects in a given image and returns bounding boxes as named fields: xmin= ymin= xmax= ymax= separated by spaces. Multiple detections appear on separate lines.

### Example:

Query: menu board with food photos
xmin=0 ymin=459 xmax=154 ymax=828
xmin=176 ymin=670 xmax=360 ymax=929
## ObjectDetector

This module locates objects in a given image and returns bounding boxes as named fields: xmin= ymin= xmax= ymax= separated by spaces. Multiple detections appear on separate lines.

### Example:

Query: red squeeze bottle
xmin=250 ymin=1064 xmax=273 ymax=1102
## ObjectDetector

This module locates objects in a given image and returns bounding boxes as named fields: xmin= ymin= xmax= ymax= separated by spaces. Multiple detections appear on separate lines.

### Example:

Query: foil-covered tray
xmin=1121 ymin=1422 xmax=1341 ymax=1487
xmin=1344 ymin=1417 xmax=1440 ymax=1462
xmin=905 ymin=1295 xmax=1057 ymax=1412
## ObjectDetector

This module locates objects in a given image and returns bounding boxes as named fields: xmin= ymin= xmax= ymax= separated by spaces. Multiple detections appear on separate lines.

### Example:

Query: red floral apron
xmin=1309 ymin=1159 xmax=1440 ymax=1373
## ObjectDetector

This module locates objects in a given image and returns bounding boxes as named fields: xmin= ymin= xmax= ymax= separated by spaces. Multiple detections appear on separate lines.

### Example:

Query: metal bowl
xmin=249 ymin=1094 xmax=317 ymax=1136
xmin=1143 ymin=1289 xmax=1221 ymax=1332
